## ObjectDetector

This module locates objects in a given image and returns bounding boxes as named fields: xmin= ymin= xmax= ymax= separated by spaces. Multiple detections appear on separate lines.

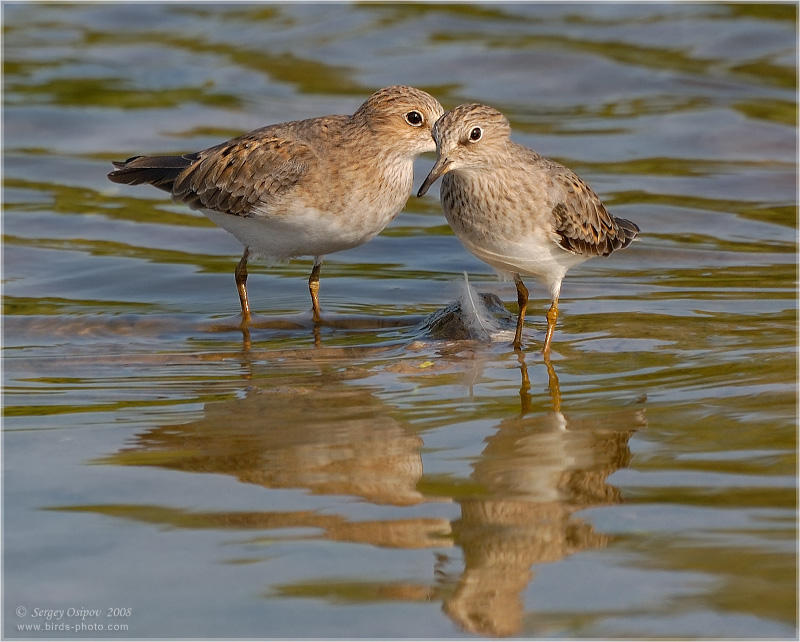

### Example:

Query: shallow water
xmin=3 ymin=3 xmax=797 ymax=639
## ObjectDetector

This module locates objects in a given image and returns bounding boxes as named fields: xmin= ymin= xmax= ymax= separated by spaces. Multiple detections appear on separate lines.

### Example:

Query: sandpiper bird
xmin=417 ymin=104 xmax=639 ymax=354
xmin=108 ymin=86 xmax=444 ymax=323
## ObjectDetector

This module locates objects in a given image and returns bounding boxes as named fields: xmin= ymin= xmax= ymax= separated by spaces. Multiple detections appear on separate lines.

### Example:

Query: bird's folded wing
xmin=172 ymin=129 xmax=317 ymax=217
xmin=549 ymin=169 xmax=639 ymax=257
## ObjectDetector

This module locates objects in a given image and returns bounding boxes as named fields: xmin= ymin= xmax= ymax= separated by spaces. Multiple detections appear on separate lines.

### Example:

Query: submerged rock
xmin=422 ymin=292 xmax=517 ymax=342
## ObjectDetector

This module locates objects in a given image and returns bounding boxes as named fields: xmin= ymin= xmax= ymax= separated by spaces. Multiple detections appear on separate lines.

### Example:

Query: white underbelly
xmin=203 ymin=207 xmax=392 ymax=261
xmin=459 ymin=233 xmax=588 ymax=288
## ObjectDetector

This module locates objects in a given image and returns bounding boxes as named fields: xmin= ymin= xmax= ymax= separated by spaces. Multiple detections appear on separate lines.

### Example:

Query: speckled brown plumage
xmin=109 ymin=86 xmax=444 ymax=324
xmin=548 ymin=169 xmax=637 ymax=257
xmin=417 ymin=103 xmax=639 ymax=354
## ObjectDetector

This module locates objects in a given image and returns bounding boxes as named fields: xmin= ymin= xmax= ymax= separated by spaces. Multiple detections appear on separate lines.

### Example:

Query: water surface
xmin=3 ymin=3 xmax=796 ymax=639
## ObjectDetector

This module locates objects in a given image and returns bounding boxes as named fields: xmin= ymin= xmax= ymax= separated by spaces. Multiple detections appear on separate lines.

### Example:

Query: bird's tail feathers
xmin=107 ymin=153 xmax=197 ymax=192
xmin=613 ymin=216 xmax=640 ymax=248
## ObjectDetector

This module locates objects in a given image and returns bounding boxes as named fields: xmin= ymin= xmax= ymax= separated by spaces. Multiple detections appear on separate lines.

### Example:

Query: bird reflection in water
xmin=440 ymin=352 xmax=645 ymax=636
xmin=79 ymin=344 xmax=642 ymax=638
xmin=98 ymin=362 xmax=452 ymax=555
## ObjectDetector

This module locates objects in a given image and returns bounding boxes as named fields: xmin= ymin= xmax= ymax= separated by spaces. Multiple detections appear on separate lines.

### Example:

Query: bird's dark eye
xmin=404 ymin=110 xmax=423 ymax=127
xmin=469 ymin=127 xmax=483 ymax=142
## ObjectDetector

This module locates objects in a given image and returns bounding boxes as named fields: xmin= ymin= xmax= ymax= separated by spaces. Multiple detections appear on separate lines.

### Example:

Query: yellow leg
xmin=309 ymin=261 xmax=322 ymax=323
xmin=542 ymin=299 xmax=558 ymax=356
xmin=235 ymin=248 xmax=252 ymax=324
xmin=513 ymin=274 xmax=528 ymax=349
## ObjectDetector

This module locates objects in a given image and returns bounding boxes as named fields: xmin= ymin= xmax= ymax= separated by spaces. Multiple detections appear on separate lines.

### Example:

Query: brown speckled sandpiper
xmin=418 ymin=103 xmax=639 ymax=355
xmin=109 ymin=86 xmax=444 ymax=323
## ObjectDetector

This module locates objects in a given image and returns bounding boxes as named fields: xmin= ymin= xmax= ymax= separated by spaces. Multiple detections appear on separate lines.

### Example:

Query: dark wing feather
xmin=549 ymin=169 xmax=639 ymax=257
xmin=107 ymin=154 xmax=198 ymax=193
xmin=107 ymin=127 xmax=316 ymax=216
xmin=171 ymin=129 xmax=315 ymax=216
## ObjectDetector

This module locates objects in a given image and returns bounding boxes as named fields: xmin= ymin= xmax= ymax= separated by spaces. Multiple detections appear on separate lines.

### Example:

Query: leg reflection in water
xmin=517 ymin=349 xmax=562 ymax=416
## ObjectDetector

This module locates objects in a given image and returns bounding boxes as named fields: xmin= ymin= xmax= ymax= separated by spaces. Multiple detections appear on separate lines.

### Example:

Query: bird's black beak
xmin=417 ymin=157 xmax=453 ymax=197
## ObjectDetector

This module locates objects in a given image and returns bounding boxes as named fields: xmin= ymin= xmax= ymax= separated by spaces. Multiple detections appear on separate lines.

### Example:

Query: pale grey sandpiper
xmin=417 ymin=103 xmax=639 ymax=354
xmin=109 ymin=86 xmax=444 ymax=324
